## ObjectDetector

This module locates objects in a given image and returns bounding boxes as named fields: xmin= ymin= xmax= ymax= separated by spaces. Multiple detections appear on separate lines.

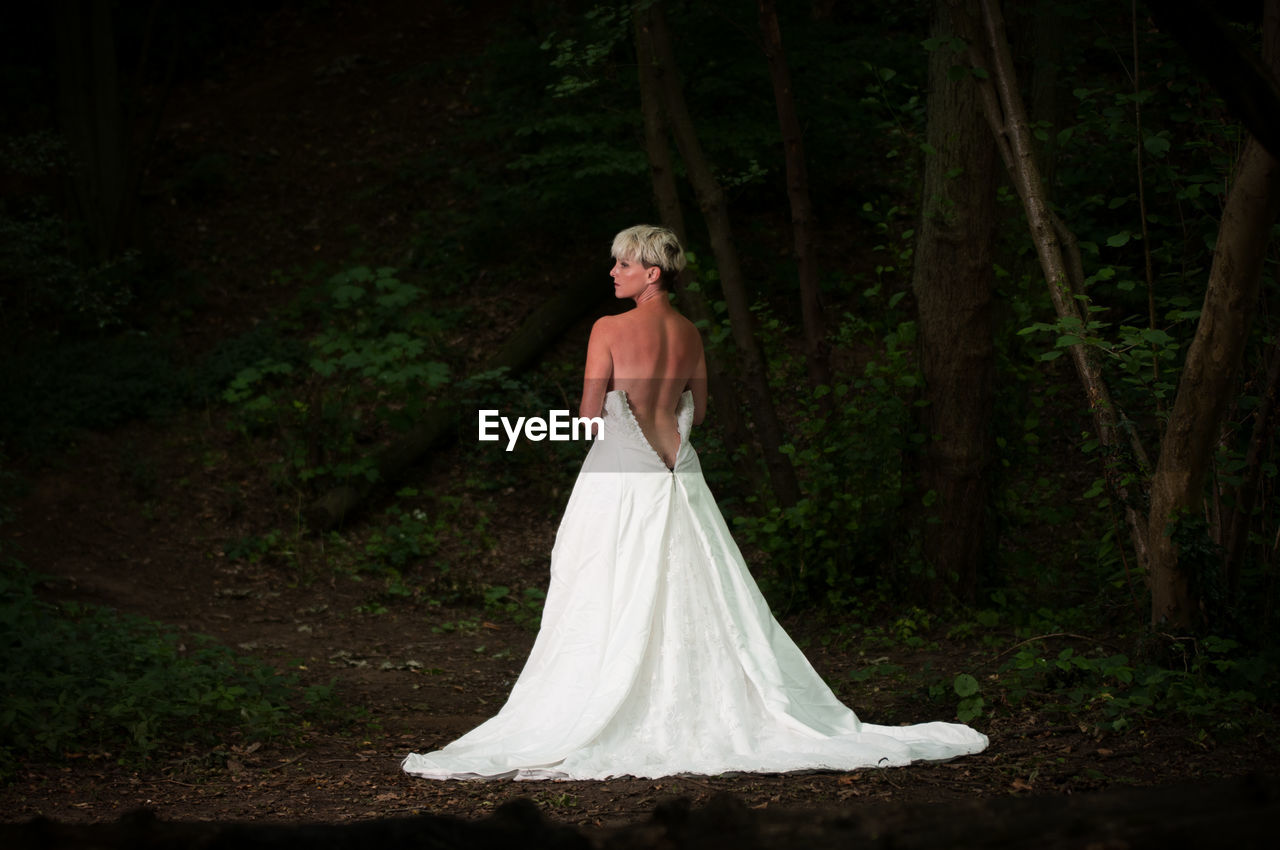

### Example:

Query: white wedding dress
xmin=402 ymin=390 xmax=988 ymax=780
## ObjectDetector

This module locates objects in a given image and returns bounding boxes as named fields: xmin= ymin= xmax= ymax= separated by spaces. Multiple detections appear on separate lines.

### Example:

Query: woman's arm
xmin=690 ymin=346 xmax=708 ymax=426
xmin=580 ymin=316 xmax=614 ymax=425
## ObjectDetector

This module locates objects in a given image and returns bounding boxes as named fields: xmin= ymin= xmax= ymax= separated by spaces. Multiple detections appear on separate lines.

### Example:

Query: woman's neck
xmin=632 ymin=285 xmax=666 ymax=307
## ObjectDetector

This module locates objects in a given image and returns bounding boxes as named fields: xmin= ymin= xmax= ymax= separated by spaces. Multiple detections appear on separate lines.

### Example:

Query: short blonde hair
xmin=611 ymin=225 xmax=686 ymax=290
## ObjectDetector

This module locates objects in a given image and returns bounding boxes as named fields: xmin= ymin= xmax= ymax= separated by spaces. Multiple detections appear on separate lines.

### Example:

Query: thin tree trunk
xmin=55 ymin=0 xmax=131 ymax=263
xmin=758 ymin=0 xmax=830 ymax=396
xmin=645 ymin=0 xmax=800 ymax=507
xmin=912 ymin=0 xmax=997 ymax=603
xmin=1224 ymin=341 xmax=1280 ymax=598
xmin=1028 ymin=0 xmax=1062 ymax=196
xmin=632 ymin=8 xmax=761 ymax=493
xmin=1147 ymin=0 xmax=1280 ymax=627
xmin=951 ymin=0 xmax=1152 ymax=573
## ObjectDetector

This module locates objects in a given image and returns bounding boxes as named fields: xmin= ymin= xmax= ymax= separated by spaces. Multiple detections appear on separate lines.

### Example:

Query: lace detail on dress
xmin=676 ymin=391 xmax=694 ymax=444
xmin=605 ymin=389 xmax=694 ymax=469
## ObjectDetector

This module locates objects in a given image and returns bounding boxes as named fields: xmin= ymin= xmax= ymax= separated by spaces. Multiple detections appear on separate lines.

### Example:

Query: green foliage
xmin=1011 ymin=16 xmax=1247 ymax=442
xmin=221 ymin=528 xmax=300 ymax=572
xmin=0 ymin=132 xmax=140 ymax=336
xmin=0 ymin=320 xmax=301 ymax=461
xmin=968 ymin=3 xmax=1280 ymax=626
xmin=988 ymin=636 xmax=1270 ymax=735
xmin=1018 ymin=305 xmax=1186 ymax=406
xmin=420 ymin=3 xmax=650 ymax=258
xmin=953 ymin=672 xmax=984 ymax=723
xmin=937 ymin=591 xmax=1276 ymax=734
xmin=222 ymin=266 xmax=452 ymax=489
xmin=350 ymin=487 xmax=495 ymax=582
xmin=358 ymin=502 xmax=450 ymax=571
xmin=0 ymin=562 xmax=338 ymax=780
xmin=732 ymin=311 xmax=924 ymax=608
xmin=482 ymin=584 xmax=547 ymax=631
xmin=0 ymin=333 xmax=189 ymax=458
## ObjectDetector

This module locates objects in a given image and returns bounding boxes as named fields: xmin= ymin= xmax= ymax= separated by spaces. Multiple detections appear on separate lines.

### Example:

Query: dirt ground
xmin=2 ymin=414 xmax=1274 ymax=830
xmin=1 ymin=0 xmax=1275 ymax=833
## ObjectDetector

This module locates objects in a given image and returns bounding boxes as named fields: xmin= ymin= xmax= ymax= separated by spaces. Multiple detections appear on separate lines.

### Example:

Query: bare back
xmin=580 ymin=299 xmax=707 ymax=468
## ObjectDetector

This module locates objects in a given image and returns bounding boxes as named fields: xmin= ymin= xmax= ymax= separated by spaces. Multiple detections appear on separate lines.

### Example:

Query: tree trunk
xmin=1147 ymin=0 xmax=1280 ymax=627
xmin=55 ymin=0 xmax=132 ymax=263
xmin=644 ymin=0 xmax=800 ymax=508
xmin=758 ymin=0 xmax=831 ymax=396
xmin=1027 ymin=0 xmax=1062 ymax=196
xmin=959 ymin=0 xmax=1280 ymax=629
xmin=1223 ymin=340 xmax=1280 ymax=598
xmin=1145 ymin=0 xmax=1280 ymax=161
xmin=305 ymin=275 xmax=608 ymax=529
xmin=951 ymin=0 xmax=1152 ymax=572
xmin=911 ymin=0 xmax=997 ymax=604
xmin=632 ymin=7 xmax=761 ymax=493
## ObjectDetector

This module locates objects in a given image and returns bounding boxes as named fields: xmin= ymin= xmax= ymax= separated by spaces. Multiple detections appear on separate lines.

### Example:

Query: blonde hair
xmin=611 ymin=225 xmax=686 ymax=291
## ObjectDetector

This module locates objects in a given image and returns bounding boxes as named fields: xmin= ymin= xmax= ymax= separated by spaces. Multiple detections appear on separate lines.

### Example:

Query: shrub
xmin=0 ymin=562 xmax=336 ymax=780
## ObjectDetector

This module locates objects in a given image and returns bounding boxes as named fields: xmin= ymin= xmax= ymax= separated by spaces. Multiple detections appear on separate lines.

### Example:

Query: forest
xmin=1 ymin=0 xmax=1277 ymax=836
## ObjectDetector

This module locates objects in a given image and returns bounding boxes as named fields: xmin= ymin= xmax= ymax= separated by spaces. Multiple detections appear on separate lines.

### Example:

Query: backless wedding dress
xmin=402 ymin=390 xmax=988 ymax=780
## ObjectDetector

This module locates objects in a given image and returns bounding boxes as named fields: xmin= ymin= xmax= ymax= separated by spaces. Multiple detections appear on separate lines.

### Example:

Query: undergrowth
xmin=836 ymin=599 xmax=1278 ymax=739
xmin=0 ymin=562 xmax=341 ymax=782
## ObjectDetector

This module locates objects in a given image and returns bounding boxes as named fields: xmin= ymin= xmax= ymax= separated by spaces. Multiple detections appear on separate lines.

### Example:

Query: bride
xmin=402 ymin=225 xmax=988 ymax=780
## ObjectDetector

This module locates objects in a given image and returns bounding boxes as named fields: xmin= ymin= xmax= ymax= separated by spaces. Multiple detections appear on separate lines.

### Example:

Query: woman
xmin=402 ymin=225 xmax=987 ymax=780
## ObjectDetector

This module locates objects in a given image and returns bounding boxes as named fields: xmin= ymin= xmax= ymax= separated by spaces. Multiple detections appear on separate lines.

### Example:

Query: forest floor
xmin=1 ymin=0 xmax=1276 ymax=835
xmin=3 ymin=410 xmax=1274 ymax=830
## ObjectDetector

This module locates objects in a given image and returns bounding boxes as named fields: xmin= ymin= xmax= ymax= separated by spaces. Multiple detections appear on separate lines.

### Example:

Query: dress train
xmin=401 ymin=390 xmax=987 ymax=780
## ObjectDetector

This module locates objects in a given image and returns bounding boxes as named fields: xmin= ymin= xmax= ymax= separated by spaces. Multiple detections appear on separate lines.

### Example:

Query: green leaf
xmin=1143 ymin=133 xmax=1171 ymax=157
xmin=1106 ymin=232 xmax=1131 ymax=248
xmin=954 ymin=673 xmax=980 ymax=698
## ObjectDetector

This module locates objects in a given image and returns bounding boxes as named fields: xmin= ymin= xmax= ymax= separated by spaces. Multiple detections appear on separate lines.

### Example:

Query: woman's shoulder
xmin=588 ymin=313 xmax=624 ymax=343
xmin=669 ymin=309 xmax=703 ymax=343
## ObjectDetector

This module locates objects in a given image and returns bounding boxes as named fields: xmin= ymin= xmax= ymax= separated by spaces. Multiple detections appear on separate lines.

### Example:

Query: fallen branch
xmin=304 ymin=275 xmax=606 ymax=530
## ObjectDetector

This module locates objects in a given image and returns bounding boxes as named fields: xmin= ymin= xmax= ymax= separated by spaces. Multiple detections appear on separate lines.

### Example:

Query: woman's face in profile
xmin=610 ymin=255 xmax=657 ymax=300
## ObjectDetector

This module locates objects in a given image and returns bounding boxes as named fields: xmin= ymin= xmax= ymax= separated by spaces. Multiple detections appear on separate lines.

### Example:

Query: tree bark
xmin=55 ymin=0 xmax=132 ymax=263
xmin=644 ymin=0 xmax=800 ymax=507
xmin=911 ymin=0 xmax=997 ymax=603
xmin=1223 ymin=340 xmax=1280 ymax=598
xmin=951 ymin=0 xmax=1152 ymax=573
xmin=1027 ymin=0 xmax=1062 ymax=197
xmin=959 ymin=0 xmax=1280 ymax=628
xmin=632 ymin=7 xmax=761 ymax=492
xmin=758 ymin=0 xmax=831 ymax=396
xmin=1147 ymin=0 xmax=1280 ymax=627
